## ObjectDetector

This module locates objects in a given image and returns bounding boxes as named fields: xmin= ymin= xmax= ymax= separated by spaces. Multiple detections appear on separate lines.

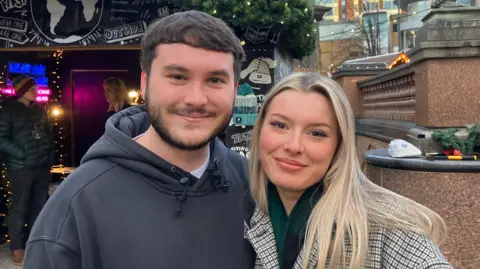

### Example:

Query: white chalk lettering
xmin=0 ymin=16 xmax=27 ymax=33
xmin=157 ymin=6 xmax=169 ymax=17
xmin=104 ymin=21 xmax=147 ymax=43
xmin=0 ymin=28 xmax=28 ymax=44
xmin=231 ymin=130 xmax=252 ymax=144
xmin=256 ymin=95 xmax=265 ymax=102
xmin=0 ymin=0 xmax=26 ymax=13
xmin=131 ymin=0 xmax=163 ymax=5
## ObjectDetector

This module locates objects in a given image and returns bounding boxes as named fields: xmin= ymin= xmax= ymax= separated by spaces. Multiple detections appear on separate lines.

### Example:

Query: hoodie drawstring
xmin=172 ymin=167 xmax=190 ymax=216
xmin=171 ymin=158 xmax=231 ymax=217
xmin=212 ymin=158 xmax=231 ymax=193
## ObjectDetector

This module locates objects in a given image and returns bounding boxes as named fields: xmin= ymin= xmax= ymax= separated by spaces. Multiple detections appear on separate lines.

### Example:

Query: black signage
xmin=0 ymin=0 xmax=282 ymax=49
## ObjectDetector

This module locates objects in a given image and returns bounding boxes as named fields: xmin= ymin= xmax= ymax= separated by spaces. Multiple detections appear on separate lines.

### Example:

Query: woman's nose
xmin=283 ymin=132 xmax=303 ymax=154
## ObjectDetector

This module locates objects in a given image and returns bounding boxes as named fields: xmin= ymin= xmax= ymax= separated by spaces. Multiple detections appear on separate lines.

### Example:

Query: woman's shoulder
xmin=367 ymin=225 xmax=452 ymax=269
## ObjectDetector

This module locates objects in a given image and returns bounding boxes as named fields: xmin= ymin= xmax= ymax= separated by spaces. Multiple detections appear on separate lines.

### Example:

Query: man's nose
xmin=184 ymin=82 xmax=208 ymax=107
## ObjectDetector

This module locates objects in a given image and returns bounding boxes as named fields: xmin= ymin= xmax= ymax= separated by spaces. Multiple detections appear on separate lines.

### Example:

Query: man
xmin=0 ymin=75 xmax=54 ymax=266
xmin=23 ymin=10 xmax=255 ymax=269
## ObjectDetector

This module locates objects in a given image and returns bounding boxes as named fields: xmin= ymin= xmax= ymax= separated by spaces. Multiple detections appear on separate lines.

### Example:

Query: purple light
xmin=1 ymin=89 xmax=14 ymax=95
xmin=36 ymin=96 xmax=49 ymax=102
xmin=37 ymin=88 xmax=51 ymax=95
xmin=1 ymin=85 xmax=52 ymax=102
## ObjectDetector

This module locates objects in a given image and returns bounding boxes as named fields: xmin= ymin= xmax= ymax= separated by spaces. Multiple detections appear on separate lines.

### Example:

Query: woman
xmin=103 ymin=77 xmax=132 ymax=117
xmin=246 ymin=72 xmax=451 ymax=269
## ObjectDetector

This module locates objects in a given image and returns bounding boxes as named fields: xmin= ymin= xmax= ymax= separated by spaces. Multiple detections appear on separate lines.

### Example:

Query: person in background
xmin=0 ymin=75 xmax=54 ymax=266
xmin=246 ymin=72 xmax=452 ymax=269
xmin=103 ymin=77 xmax=132 ymax=117
xmin=23 ymin=10 xmax=255 ymax=269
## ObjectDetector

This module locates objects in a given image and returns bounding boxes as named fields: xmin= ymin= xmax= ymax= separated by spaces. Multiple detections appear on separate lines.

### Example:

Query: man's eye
xmin=209 ymin=77 xmax=225 ymax=84
xmin=168 ymin=74 xmax=186 ymax=80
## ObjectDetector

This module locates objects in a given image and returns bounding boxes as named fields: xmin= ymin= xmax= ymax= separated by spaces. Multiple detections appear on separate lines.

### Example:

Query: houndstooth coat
xmin=245 ymin=207 xmax=453 ymax=269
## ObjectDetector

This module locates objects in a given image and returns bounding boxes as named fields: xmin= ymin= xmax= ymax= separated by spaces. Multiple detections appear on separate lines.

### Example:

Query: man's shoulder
xmin=27 ymin=160 xmax=129 ymax=253
xmin=53 ymin=159 xmax=119 ymax=199
xmin=221 ymin=148 xmax=248 ymax=181
xmin=224 ymin=148 xmax=248 ymax=165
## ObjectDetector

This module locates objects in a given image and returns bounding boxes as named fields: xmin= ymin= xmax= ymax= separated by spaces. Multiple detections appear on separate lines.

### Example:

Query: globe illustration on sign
xmin=30 ymin=0 xmax=103 ymax=44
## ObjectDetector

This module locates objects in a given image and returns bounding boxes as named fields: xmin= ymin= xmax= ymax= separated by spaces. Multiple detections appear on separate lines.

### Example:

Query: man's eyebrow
xmin=163 ymin=64 xmax=189 ymax=73
xmin=207 ymin=69 xmax=230 ymax=78
xmin=162 ymin=65 xmax=230 ymax=78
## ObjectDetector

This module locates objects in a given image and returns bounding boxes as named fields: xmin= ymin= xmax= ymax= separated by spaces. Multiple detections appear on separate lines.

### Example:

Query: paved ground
xmin=0 ymin=244 xmax=21 ymax=269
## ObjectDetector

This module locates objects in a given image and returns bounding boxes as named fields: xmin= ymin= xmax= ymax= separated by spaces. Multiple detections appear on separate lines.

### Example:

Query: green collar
xmin=268 ymin=182 xmax=323 ymax=269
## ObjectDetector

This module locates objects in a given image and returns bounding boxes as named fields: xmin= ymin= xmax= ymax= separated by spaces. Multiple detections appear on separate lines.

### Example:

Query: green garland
xmin=431 ymin=124 xmax=480 ymax=155
xmin=183 ymin=0 xmax=317 ymax=59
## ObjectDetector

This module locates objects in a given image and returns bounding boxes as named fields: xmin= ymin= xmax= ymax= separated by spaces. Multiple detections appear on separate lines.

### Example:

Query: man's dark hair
xmin=141 ymin=10 xmax=245 ymax=82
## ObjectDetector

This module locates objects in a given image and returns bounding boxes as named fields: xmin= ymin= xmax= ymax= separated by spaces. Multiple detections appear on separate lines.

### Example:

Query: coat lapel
xmin=292 ymin=240 xmax=320 ymax=269
xmin=246 ymin=207 xmax=280 ymax=269
xmin=246 ymin=207 xmax=321 ymax=269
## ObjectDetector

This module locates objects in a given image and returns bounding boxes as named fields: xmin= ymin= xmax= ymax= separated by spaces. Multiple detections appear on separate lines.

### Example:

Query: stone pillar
xmin=409 ymin=5 xmax=480 ymax=127
xmin=333 ymin=65 xmax=387 ymax=117
xmin=334 ymin=75 xmax=368 ymax=117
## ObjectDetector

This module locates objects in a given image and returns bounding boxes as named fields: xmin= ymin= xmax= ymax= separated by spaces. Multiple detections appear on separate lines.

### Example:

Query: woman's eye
xmin=270 ymin=121 xmax=287 ymax=129
xmin=310 ymin=130 xmax=326 ymax=137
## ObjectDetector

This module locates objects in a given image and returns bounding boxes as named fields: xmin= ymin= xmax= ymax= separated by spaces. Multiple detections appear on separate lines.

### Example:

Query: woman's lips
xmin=275 ymin=157 xmax=307 ymax=171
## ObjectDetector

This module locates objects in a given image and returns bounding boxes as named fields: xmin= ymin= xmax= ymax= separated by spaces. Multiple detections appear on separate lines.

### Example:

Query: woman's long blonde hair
xmin=103 ymin=77 xmax=131 ymax=112
xmin=248 ymin=72 xmax=446 ymax=269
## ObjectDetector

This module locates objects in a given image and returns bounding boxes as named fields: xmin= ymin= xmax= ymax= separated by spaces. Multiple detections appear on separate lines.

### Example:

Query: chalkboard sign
xmin=0 ymin=0 xmax=282 ymax=49
xmin=224 ymin=45 xmax=276 ymax=157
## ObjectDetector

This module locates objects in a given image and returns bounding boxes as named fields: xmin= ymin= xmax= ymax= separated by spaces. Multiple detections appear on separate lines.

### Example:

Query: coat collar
xmin=246 ymin=207 xmax=319 ymax=269
xmin=246 ymin=207 xmax=280 ymax=269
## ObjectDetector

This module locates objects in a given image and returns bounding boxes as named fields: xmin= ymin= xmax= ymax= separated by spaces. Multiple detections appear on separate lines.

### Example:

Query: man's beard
xmin=145 ymin=87 xmax=232 ymax=151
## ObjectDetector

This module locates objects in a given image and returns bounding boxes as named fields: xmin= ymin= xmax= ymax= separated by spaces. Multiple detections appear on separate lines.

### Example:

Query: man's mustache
xmin=169 ymin=107 xmax=217 ymax=118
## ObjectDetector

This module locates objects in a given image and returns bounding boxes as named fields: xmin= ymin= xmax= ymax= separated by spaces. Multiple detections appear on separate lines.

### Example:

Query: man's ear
xmin=140 ymin=71 xmax=147 ymax=100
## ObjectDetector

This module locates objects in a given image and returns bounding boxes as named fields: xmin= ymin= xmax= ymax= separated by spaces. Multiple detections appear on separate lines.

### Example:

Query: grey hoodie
xmin=23 ymin=105 xmax=255 ymax=269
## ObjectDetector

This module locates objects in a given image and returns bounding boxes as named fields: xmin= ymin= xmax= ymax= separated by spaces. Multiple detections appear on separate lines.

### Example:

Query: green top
xmin=268 ymin=182 xmax=323 ymax=269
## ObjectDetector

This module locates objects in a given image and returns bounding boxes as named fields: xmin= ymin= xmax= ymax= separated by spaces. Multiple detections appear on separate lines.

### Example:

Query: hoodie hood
xmin=81 ymin=105 xmax=232 ymax=214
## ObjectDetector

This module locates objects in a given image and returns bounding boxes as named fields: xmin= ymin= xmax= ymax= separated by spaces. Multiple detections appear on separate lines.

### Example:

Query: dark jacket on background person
xmin=0 ymin=97 xmax=54 ymax=170
xmin=23 ymin=105 xmax=256 ymax=269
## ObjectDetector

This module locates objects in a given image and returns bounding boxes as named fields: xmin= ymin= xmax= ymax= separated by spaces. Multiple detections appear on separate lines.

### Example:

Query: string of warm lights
xmin=194 ymin=0 xmax=317 ymax=59
xmin=1 ymin=162 xmax=10 ymax=244
xmin=0 ymin=65 xmax=11 ymax=243
xmin=387 ymin=52 xmax=410 ymax=69
xmin=50 ymin=50 xmax=66 ymax=173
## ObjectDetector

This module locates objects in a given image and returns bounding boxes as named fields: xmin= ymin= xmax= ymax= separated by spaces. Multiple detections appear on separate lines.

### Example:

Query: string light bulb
xmin=52 ymin=108 xmax=61 ymax=116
